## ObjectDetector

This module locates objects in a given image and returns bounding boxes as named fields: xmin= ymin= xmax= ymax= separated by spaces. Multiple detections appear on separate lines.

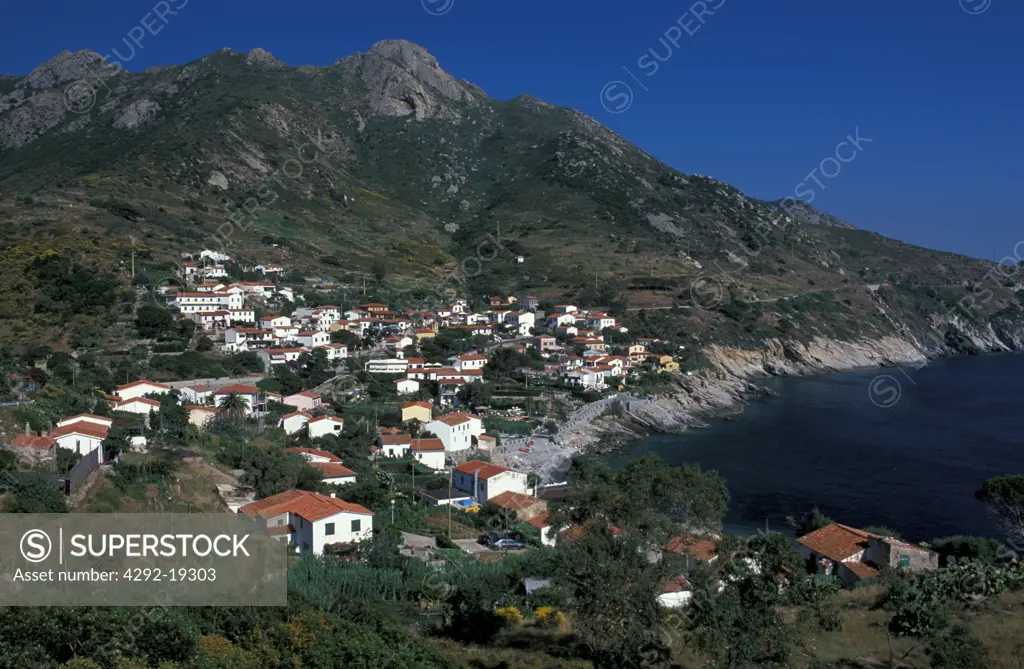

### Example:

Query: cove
xmin=606 ymin=353 xmax=1024 ymax=542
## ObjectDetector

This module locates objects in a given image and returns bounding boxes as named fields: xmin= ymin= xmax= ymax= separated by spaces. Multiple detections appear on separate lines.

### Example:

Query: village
xmin=0 ymin=247 xmax=974 ymax=612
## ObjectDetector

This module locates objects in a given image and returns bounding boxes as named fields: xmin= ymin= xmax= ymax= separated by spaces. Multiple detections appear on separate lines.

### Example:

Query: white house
xmin=453 ymin=460 xmax=529 ymax=502
xmin=297 ymin=330 xmax=330 ymax=348
xmin=312 ymin=462 xmax=357 ymax=486
xmin=50 ymin=416 xmax=111 ymax=465
xmin=366 ymin=359 xmax=409 ymax=374
xmin=55 ymin=414 xmax=114 ymax=430
xmin=308 ymin=415 xmax=345 ymax=439
xmin=317 ymin=343 xmax=348 ymax=362
xmin=115 ymin=380 xmax=171 ymax=401
xmin=114 ymin=397 xmax=161 ymax=420
xmin=283 ymin=391 xmax=322 ymax=412
xmin=212 ymin=385 xmax=261 ymax=416
xmin=410 ymin=438 xmax=446 ymax=470
xmin=450 ymin=354 xmax=488 ymax=372
xmin=185 ymin=405 xmax=219 ymax=428
xmin=424 ymin=413 xmax=483 ymax=453
xmin=200 ymin=250 xmax=231 ymax=263
xmin=279 ymin=412 xmax=311 ymax=435
xmin=179 ymin=385 xmax=212 ymax=405
xmin=394 ymin=378 xmax=420 ymax=395
xmin=258 ymin=347 xmax=307 ymax=367
xmin=508 ymin=312 xmax=536 ymax=336
xmin=379 ymin=433 xmax=412 ymax=458
xmin=228 ymin=308 xmax=256 ymax=324
xmin=239 ymin=489 xmax=374 ymax=554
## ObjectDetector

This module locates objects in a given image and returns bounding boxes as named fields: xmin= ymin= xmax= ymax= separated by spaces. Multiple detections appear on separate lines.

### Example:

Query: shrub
xmin=534 ymin=606 xmax=567 ymax=628
xmin=495 ymin=605 xmax=523 ymax=624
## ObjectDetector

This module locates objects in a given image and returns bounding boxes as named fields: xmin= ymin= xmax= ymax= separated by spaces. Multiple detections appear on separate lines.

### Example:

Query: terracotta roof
xmin=665 ymin=535 xmax=719 ymax=562
xmin=117 ymin=379 xmax=170 ymax=392
xmin=280 ymin=411 xmax=312 ymax=421
xmin=293 ymin=391 xmax=322 ymax=399
xmin=57 ymin=413 xmax=113 ymax=427
xmin=308 ymin=415 xmax=343 ymax=424
xmin=431 ymin=412 xmax=480 ymax=426
xmin=313 ymin=462 xmax=357 ymax=478
xmin=214 ymin=384 xmax=260 ymax=394
xmin=526 ymin=512 xmax=551 ymax=529
xmin=403 ymin=401 xmax=432 ymax=409
xmin=284 ymin=447 xmax=340 ymax=462
xmin=50 ymin=422 xmax=110 ymax=440
xmin=661 ymin=575 xmax=692 ymax=593
xmin=379 ymin=434 xmax=412 ymax=446
xmin=411 ymin=438 xmax=445 ymax=452
xmin=456 ymin=354 xmax=487 ymax=361
xmin=267 ymin=524 xmax=295 ymax=537
xmin=454 ymin=460 xmax=515 ymax=480
xmin=489 ymin=491 xmax=541 ymax=512
xmin=239 ymin=489 xmax=373 ymax=522
xmin=797 ymin=523 xmax=872 ymax=563
xmin=185 ymin=405 xmax=219 ymax=412
xmin=11 ymin=435 xmax=55 ymax=449
xmin=117 ymin=397 xmax=161 ymax=408
xmin=478 ymin=434 xmax=496 ymax=442
xmin=843 ymin=561 xmax=881 ymax=581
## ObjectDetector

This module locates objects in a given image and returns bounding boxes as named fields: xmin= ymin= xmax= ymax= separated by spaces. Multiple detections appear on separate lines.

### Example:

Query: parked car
xmin=492 ymin=538 xmax=526 ymax=551
xmin=480 ymin=531 xmax=500 ymax=546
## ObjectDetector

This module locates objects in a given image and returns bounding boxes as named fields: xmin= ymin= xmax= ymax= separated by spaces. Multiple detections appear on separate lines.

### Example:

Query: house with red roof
xmin=283 ymin=391 xmax=322 ymax=412
xmin=284 ymin=447 xmax=341 ymax=463
xmin=212 ymin=385 xmax=261 ymax=416
xmin=279 ymin=412 xmax=311 ymax=435
xmin=50 ymin=416 xmax=111 ymax=465
xmin=410 ymin=438 xmax=446 ymax=470
xmin=453 ymin=460 xmax=529 ymax=502
xmin=489 ymin=490 xmax=547 ymax=521
xmin=115 ymin=379 xmax=171 ymax=401
xmin=308 ymin=415 xmax=344 ymax=439
xmin=797 ymin=522 xmax=938 ymax=587
xmin=312 ymin=462 xmax=357 ymax=486
xmin=239 ymin=489 xmax=373 ymax=554
xmin=424 ymin=412 xmax=483 ymax=453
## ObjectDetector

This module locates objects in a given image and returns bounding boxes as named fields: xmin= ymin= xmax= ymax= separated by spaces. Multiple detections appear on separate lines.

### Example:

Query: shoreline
xmin=502 ymin=332 xmax=1021 ymax=481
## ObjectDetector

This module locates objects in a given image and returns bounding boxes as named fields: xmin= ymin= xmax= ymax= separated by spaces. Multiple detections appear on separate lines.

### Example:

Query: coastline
xmin=503 ymin=332 xmax=1010 ymax=481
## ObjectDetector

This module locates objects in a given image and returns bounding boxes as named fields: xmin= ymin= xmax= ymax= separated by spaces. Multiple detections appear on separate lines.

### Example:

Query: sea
xmin=606 ymin=353 xmax=1024 ymax=543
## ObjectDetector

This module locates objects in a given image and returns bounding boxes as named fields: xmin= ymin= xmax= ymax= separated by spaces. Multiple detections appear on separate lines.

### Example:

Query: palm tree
xmin=217 ymin=392 xmax=248 ymax=423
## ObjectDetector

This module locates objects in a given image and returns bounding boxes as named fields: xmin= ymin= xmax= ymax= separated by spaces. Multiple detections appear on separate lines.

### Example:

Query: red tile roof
xmin=313 ymin=462 xmax=357 ymax=478
xmin=117 ymin=397 xmax=161 ymax=408
xmin=411 ymin=438 xmax=445 ymax=452
xmin=57 ymin=414 xmax=114 ymax=427
xmin=526 ymin=512 xmax=551 ymax=529
xmin=239 ymin=489 xmax=373 ymax=522
xmin=454 ymin=460 xmax=515 ymax=480
xmin=280 ymin=411 xmax=312 ymax=421
xmin=489 ymin=491 xmax=541 ymax=512
xmin=797 ymin=523 xmax=872 ymax=562
xmin=843 ymin=561 xmax=881 ymax=581
xmin=665 ymin=535 xmax=719 ymax=562
xmin=403 ymin=401 xmax=432 ymax=409
xmin=49 ymin=422 xmax=110 ymax=440
xmin=117 ymin=379 xmax=170 ymax=392
xmin=11 ymin=435 xmax=55 ymax=449
xmin=379 ymin=434 xmax=412 ymax=446
xmin=285 ymin=447 xmax=340 ymax=462
xmin=431 ymin=412 xmax=481 ymax=426
xmin=308 ymin=415 xmax=343 ymax=424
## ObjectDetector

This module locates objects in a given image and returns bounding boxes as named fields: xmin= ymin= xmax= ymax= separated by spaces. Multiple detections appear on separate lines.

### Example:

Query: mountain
xmin=1 ymin=40 xmax=1022 ymax=358
xmin=760 ymin=199 xmax=855 ymax=229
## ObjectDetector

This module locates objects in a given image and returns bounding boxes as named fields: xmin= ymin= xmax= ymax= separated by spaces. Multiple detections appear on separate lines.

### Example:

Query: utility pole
xmin=447 ymin=468 xmax=453 ymax=539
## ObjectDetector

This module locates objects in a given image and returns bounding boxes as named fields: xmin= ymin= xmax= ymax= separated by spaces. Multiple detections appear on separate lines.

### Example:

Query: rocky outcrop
xmin=21 ymin=50 xmax=111 ymax=90
xmin=343 ymin=39 xmax=477 ymax=120
xmin=703 ymin=335 xmax=927 ymax=378
xmin=113 ymin=99 xmax=160 ymax=129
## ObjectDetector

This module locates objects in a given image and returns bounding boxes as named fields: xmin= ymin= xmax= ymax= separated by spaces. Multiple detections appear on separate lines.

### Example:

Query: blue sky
xmin=1 ymin=0 xmax=1021 ymax=260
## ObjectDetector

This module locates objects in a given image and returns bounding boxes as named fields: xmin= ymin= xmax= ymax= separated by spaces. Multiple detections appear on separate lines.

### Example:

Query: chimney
xmin=24 ymin=422 xmax=30 ymax=438
xmin=329 ymin=492 xmax=336 ymax=498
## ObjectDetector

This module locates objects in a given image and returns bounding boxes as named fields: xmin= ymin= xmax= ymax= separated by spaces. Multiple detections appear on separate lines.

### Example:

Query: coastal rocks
xmin=703 ymin=336 xmax=927 ymax=378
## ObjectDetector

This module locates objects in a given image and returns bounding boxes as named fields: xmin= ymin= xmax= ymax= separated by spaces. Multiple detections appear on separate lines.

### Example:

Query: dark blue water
xmin=607 ymin=354 xmax=1024 ymax=543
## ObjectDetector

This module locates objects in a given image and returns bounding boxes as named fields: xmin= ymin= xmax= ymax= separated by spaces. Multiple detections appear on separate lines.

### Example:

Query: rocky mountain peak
xmin=346 ymin=39 xmax=479 ymax=120
xmin=22 ymin=49 xmax=111 ymax=90
xmin=245 ymin=47 xmax=286 ymax=70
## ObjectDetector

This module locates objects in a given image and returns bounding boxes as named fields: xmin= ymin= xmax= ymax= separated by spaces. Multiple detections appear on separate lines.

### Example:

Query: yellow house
xmin=402 ymin=401 xmax=433 ymax=424
xmin=414 ymin=328 xmax=436 ymax=340
xmin=658 ymin=355 xmax=680 ymax=372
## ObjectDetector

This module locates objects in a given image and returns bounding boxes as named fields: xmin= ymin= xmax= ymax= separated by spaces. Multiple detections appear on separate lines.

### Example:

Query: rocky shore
xmin=508 ymin=329 xmax=1024 ymax=480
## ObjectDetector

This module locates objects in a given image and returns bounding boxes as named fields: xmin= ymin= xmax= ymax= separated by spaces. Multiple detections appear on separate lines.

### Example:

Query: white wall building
xmin=424 ymin=413 xmax=483 ymax=453
xmin=453 ymin=461 xmax=529 ymax=502
xmin=239 ymin=489 xmax=374 ymax=555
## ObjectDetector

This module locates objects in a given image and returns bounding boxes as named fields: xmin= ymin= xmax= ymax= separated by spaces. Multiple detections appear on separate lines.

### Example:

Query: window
xmin=325 ymin=523 xmax=335 ymax=536
xmin=277 ymin=518 xmax=284 ymax=525
xmin=351 ymin=519 xmax=361 ymax=533
xmin=899 ymin=554 xmax=911 ymax=569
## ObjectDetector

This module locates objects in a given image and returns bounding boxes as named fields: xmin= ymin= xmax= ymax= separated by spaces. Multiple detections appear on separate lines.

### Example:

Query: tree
xmin=217 ymin=393 xmax=249 ymax=423
xmin=977 ymin=475 xmax=1024 ymax=551
xmin=5 ymin=471 xmax=67 ymax=513
xmin=926 ymin=621 xmax=984 ymax=669
xmin=330 ymin=329 xmax=360 ymax=348
xmin=786 ymin=506 xmax=833 ymax=537
xmin=134 ymin=305 xmax=175 ymax=338
xmin=101 ymin=425 xmax=131 ymax=459
xmin=195 ymin=335 xmax=214 ymax=352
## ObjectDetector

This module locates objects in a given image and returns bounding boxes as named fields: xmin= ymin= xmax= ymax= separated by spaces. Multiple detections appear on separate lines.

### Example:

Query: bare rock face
xmin=113 ymin=99 xmax=160 ymax=129
xmin=207 ymin=170 xmax=229 ymax=190
xmin=0 ymin=92 xmax=68 ymax=149
xmin=246 ymin=48 xmax=286 ymax=70
xmin=22 ymin=50 xmax=112 ymax=90
xmin=347 ymin=39 xmax=477 ymax=120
